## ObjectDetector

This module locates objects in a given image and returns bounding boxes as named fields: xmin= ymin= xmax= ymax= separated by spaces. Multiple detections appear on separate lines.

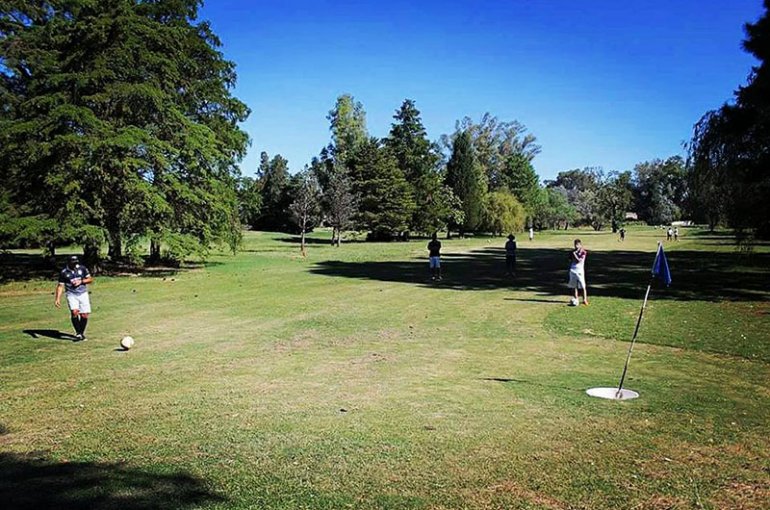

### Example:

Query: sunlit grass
xmin=1 ymin=228 xmax=768 ymax=509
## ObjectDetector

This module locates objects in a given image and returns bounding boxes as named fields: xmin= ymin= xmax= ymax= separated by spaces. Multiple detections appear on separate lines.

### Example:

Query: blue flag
xmin=652 ymin=244 xmax=672 ymax=286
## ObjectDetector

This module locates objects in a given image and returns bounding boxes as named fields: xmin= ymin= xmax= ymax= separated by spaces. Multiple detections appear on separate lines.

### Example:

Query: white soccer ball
xmin=120 ymin=336 xmax=135 ymax=350
xmin=569 ymin=297 xmax=579 ymax=307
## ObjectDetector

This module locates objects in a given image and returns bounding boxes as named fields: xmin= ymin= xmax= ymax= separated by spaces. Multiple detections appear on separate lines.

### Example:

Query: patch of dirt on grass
xmin=632 ymin=495 xmax=688 ymax=510
xmin=710 ymin=481 xmax=770 ymax=510
xmin=351 ymin=352 xmax=392 ymax=365
xmin=273 ymin=330 xmax=317 ymax=352
xmin=377 ymin=328 xmax=403 ymax=341
xmin=482 ymin=481 xmax=568 ymax=509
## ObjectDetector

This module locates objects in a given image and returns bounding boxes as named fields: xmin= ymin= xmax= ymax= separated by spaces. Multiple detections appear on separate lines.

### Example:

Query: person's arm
xmin=54 ymin=283 xmax=64 ymax=308
xmin=73 ymin=268 xmax=92 ymax=287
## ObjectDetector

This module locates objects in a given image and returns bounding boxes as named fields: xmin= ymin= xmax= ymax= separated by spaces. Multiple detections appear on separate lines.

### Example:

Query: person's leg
xmin=79 ymin=313 xmax=89 ymax=338
xmin=77 ymin=293 xmax=92 ymax=339
xmin=66 ymin=293 xmax=82 ymax=338
xmin=436 ymin=259 xmax=442 ymax=280
xmin=70 ymin=310 xmax=81 ymax=336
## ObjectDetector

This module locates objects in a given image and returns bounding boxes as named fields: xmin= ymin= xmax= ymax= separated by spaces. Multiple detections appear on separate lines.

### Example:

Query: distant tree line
xmin=244 ymin=96 xmax=693 ymax=245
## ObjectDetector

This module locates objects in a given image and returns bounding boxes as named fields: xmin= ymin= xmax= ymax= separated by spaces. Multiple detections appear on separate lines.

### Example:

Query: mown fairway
xmin=1 ymin=228 xmax=769 ymax=509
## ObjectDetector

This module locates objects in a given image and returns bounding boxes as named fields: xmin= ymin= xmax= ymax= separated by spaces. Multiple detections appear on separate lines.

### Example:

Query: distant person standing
xmin=427 ymin=233 xmax=442 ymax=281
xmin=54 ymin=255 xmax=93 ymax=341
xmin=666 ymin=227 xmax=673 ymax=241
xmin=529 ymin=227 xmax=534 ymax=242
xmin=568 ymin=239 xmax=588 ymax=305
xmin=505 ymin=234 xmax=517 ymax=277
xmin=619 ymin=227 xmax=626 ymax=242
xmin=674 ymin=227 xmax=679 ymax=241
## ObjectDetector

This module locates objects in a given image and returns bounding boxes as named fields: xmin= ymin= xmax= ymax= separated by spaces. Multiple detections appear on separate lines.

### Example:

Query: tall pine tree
xmin=349 ymin=138 xmax=414 ymax=240
xmin=445 ymin=131 xmax=486 ymax=234
xmin=385 ymin=99 xmax=445 ymax=233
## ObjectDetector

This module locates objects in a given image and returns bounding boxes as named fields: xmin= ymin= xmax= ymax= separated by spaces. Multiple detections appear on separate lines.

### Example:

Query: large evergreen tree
xmin=349 ymin=138 xmax=414 ymax=240
xmin=0 ymin=0 xmax=250 ymax=261
xmin=501 ymin=152 xmax=541 ymax=215
xmin=445 ymin=130 xmax=486 ymax=234
xmin=385 ymin=99 xmax=444 ymax=233
xmin=256 ymin=154 xmax=293 ymax=232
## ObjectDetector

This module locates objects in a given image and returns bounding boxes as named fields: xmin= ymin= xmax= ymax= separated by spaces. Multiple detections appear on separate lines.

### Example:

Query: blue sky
xmin=200 ymin=0 xmax=764 ymax=180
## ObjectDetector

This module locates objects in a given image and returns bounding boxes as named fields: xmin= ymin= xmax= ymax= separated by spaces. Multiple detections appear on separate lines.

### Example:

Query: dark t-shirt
xmin=428 ymin=240 xmax=441 ymax=257
xmin=58 ymin=265 xmax=90 ymax=295
xmin=505 ymin=240 xmax=517 ymax=256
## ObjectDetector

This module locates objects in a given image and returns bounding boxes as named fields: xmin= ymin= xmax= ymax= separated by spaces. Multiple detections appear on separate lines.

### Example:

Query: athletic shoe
xmin=75 ymin=334 xmax=84 ymax=341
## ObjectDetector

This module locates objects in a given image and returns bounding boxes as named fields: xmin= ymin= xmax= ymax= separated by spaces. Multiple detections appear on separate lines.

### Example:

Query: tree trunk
xmin=300 ymin=229 xmax=306 ymax=257
xmin=107 ymin=227 xmax=122 ymax=260
xmin=83 ymin=243 xmax=100 ymax=273
xmin=149 ymin=239 xmax=161 ymax=263
xmin=44 ymin=241 xmax=56 ymax=268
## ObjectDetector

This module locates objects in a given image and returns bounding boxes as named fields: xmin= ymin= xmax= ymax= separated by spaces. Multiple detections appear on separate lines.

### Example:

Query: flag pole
xmin=615 ymin=242 xmax=662 ymax=397
xmin=615 ymin=279 xmax=652 ymax=397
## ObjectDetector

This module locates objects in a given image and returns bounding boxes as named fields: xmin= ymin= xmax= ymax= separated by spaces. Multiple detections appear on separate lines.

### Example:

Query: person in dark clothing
xmin=54 ymin=255 xmax=93 ymax=341
xmin=427 ymin=232 xmax=442 ymax=281
xmin=505 ymin=234 xmax=517 ymax=277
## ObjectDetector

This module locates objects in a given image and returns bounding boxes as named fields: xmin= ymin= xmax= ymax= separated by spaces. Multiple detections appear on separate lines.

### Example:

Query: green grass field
xmin=1 ymin=228 xmax=769 ymax=509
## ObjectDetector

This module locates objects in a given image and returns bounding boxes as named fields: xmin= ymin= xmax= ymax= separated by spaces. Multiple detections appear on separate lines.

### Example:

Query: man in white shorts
xmin=568 ymin=239 xmax=588 ymax=305
xmin=54 ymin=255 xmax=93 ymax=341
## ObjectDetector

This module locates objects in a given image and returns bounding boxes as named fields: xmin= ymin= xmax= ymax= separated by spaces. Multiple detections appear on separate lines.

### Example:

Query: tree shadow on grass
xmin=310 ymin=247 xmax=770 ymax=302
xmin=0 ymin=451 xmax=224 ymax=510
xmin=479 ymin=377 xmax=584 ymax=392
xmin=274 ymin=236 xmax=367 ymax=245
xmin=0 ymin=253 xmax=223 ymax=283
xmin=23 ymin=329 xmax=77 ymax=341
